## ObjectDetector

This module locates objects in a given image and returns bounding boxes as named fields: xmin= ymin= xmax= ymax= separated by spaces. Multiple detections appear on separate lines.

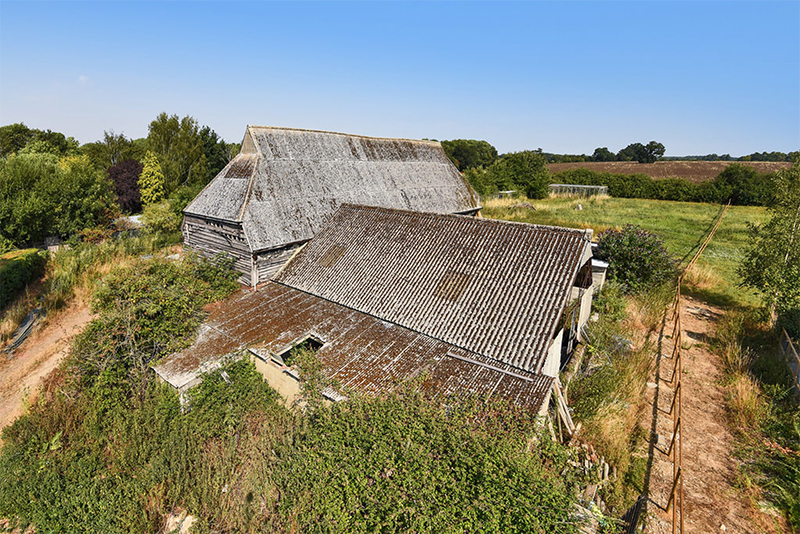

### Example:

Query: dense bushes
xmin=0 ymin=153 xmax=118 ymax=247
xmin=550 ymin=164 xmax=777 ymax=206
xmin=279 ymin=391 xmax=577 ymax=533
xmin=0 ymin=248 xmax=46 ymax=309
xmin=71 ymin=253 xmax=239 ymax=383
xmin=597 ymin=225 xmax=676 ymax=294
xmin=0 ymin=246 xmax=583 ymax=532
xmin=0 ymin=359 xmax=288 ymax=533
xmin=1 ymin=357 xmax=582 ymax=533
xmin=464 ymin=150 xmax=550 ymax=198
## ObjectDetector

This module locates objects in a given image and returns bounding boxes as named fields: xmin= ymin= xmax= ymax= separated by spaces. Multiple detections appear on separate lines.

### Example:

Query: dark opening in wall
xmin=279 ymin=336 xmax=324 ymax=366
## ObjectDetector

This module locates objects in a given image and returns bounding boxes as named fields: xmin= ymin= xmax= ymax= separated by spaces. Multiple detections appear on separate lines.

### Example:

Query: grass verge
xmin=482 ymin=195 xmax=766 ymax=307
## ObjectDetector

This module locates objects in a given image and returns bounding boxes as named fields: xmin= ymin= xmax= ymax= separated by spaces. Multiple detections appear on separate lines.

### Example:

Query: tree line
xmin=440 ymin=139 xmax=670 ymax=198
xmin=0 ymin=115 xmax=240 ymax=251
xmin=443 ymin=137 xmax=799 ymax=169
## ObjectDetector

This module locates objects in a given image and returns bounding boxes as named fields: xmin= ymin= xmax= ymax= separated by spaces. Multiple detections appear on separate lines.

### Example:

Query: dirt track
xmin=0 ymin=304 xmax=93 ymax=432
xmin=643 ymin=295 xmax=786 ymax=533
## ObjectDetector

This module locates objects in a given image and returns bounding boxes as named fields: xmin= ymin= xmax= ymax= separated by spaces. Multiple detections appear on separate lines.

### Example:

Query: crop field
xmin=482 ymin=196 xmax=768 ymax=306
xmin=547 ymin=161 xmax=790 ymax=183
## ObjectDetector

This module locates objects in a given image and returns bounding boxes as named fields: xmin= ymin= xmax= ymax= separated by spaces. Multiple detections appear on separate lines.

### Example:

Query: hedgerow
xmin=550 ymin=165 xmax=777 ymax=206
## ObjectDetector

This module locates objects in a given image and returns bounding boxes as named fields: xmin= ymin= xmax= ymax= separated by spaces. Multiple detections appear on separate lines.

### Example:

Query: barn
xmin=155 ymin=204 xmax=595 ymax=414
xmin=181 ymin=126 xmax=481 ymax=287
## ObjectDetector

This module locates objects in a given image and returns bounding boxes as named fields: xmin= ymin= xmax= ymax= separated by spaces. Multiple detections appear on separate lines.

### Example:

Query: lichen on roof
xmin=183 ymin=126 xmax=480 ymax=251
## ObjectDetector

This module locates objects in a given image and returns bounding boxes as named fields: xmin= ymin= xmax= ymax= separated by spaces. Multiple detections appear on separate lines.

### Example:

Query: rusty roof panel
xmin=273 ymin=205 xmax=591 ymax=373
xmin=153 ymin=283 xmax=553 ymax=412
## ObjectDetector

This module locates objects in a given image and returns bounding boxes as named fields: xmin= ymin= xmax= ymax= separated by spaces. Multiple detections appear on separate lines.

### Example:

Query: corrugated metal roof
xmin=183 ymin=126 xmax=480 ymax=251
xmin=274 ymin=204 xmax=592 ymax=374
xmin=153 ymin=283 xmax=553 ymax=412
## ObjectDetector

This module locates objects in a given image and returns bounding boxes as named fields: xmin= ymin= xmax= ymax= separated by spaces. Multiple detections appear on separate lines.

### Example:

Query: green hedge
xmin=550 ymin=164 xmax=777 ymax=206
xmin=0 ymin=248 xmax=46 ymax=309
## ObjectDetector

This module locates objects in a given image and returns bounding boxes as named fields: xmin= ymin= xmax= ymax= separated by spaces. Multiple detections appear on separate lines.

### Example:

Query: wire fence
xmin=779 ymin=329 xmax=800 ymax=396
xmin=663 ymin=201 xmax=730 ymax=534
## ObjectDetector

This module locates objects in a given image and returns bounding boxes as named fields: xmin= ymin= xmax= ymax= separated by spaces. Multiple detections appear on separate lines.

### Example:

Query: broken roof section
xmin=274 ymin=204 xmax=593 ymax=374
xmin=153 ymin=283 xmax=555 ymax=412
xmin=183 ymin=126 xmax=480 ymax=252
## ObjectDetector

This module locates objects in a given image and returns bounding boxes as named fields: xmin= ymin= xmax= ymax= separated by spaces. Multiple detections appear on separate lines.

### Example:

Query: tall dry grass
xmin=681 ymin=262 xmax=723 ymax=294
xmin=727 ymin=373 xmax=770 ymax=429
xmin=568 ymin=283 xmax=667 ymax=515
xmin=0 ymin=234 xmax=174 ymax=348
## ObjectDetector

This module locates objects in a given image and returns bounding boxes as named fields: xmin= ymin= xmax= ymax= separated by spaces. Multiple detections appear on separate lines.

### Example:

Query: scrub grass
xmin=482 ymin=196 xmax=767 ymax=307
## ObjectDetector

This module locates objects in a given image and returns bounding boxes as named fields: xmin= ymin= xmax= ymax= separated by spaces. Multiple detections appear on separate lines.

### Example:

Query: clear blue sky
xmin=1 ymin=1 xmax=798 ymax=156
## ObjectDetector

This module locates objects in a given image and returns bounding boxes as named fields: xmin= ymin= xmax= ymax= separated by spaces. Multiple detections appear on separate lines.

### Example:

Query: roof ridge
xmin=246 ymin=125 xmax=442 ymax=146
xmin=337 ymin=203 xmax=592 ymax=237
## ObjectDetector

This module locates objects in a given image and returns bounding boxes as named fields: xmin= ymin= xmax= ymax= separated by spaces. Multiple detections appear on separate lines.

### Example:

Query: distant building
xmin=156 ymin=205 xmax=595 ymax=414
xmin=182 ymin=126 xmax=481 ymax=287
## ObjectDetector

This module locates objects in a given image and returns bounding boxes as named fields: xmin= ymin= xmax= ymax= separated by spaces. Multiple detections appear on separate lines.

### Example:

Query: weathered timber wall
xmin=255 ymin=243 xmax=304 ymax=285
xmin=182 ymin=214 xmax=252 ymax=286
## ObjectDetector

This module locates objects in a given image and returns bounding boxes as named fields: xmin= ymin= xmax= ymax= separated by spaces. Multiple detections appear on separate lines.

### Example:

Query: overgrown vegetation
xmin=71 ymin=253 xmax=239 ymax=385
xmin=0 ymin=242 xmax=584 ymax=532
xmin=0 ymin=248 xmax=45 ymax=309
xmin=739 ymin=161 xmax=800 ymax=338
xmin=596 ymin=225 xmax=677 ymax=294
xmin=550 ymin=164 xmax=778 ymax=207
xmin=566 ymin=281 xmax=673 ymax=517
xmin=280 ymin=390 xmax=578 ymax=533
xmin=712 ymin=310 xmax=800 ymax=530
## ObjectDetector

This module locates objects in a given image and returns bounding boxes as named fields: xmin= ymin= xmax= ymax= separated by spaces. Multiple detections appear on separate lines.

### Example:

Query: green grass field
xmin=482 ymin=196 xmax=768 ymax=307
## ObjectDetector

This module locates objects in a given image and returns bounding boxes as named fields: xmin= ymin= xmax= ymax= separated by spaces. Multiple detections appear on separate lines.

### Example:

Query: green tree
xmin=146 ymin=113 xmax=207 ymax=195
xmin=739 ymin=162 xmax=800 ymax=335
xmin=199 ymin=126 xmax=235 ymax=180
xmin=0 ymin=123 xmax=35 ymax=157
xmin=617 ymin=141 xmax=665 ymax=164
xmin=592 ymin=147 xmax=616 ymax=162
xmin=81 ymin=131 xmax=145 ymax=172
xmin=492 ymin=150 xmax=550 ymax=199
xmin=138 ymin=151 xmax=165 ymax=206
xmin=644 ymin=141 xmax=665 ymax=163
xmin=441 ymin=139 xmax=498 ymax=171
xmin=0 ymin=153 xmax=117 ymax=246
xmin=0 ymin=123 xmax=79 ymax=158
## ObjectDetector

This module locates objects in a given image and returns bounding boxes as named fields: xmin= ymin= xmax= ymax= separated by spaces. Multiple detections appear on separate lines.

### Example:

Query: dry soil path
xmin=0 ymin=303 xmax=93 ymax=432
xmin=642 ymin=295 xmax=784 ymax=534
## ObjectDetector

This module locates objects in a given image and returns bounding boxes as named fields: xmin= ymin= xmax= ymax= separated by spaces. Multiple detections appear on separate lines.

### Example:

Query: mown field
xmin=482 ymin=196 xmax=768 ymax=307
xmin=547 ymin=161 xmax=791 ymax=184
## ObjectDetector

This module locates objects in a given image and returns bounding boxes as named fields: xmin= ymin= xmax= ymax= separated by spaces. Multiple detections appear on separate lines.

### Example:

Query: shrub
xmin=108 ymin=159 xmax=143 ymax=213
xmin=71 ymin=253 xmax=239 ymax=382
xmin=0 ymin=248 xmax=46 ymax=309
xmin=142 ymin=200 xmax=182 ymax=235
xmin=138 ymin=151 xmax=165 ymax=206
xmin=0 ymin=153 xmax=118 ymax=247
xmin=712 ymin=164 xmax=776 ymax=206
xmin=276 ymin=390 xmax=578 ymax=533
xmin=597 ymin=224 xmax=676 ymax=294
